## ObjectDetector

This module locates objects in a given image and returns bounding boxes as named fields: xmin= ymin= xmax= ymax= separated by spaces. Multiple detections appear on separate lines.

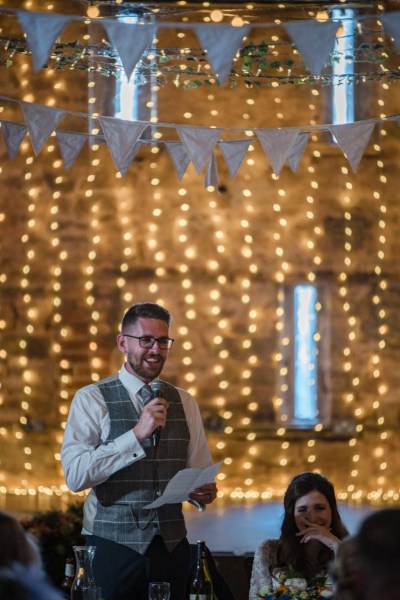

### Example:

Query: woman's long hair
xmin=0 ymin=511 xmax=39 ymax=568
xmin=276 ymin=472 xmax=348 ymax=580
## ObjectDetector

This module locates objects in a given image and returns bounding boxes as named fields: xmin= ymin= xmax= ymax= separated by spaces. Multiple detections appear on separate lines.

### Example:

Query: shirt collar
xmin=119 ymin=363 xmax=146 ymax=396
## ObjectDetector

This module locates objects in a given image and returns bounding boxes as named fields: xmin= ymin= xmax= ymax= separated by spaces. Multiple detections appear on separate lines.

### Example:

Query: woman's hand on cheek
xmin=295 ymin=520 xmax=340 ymax=553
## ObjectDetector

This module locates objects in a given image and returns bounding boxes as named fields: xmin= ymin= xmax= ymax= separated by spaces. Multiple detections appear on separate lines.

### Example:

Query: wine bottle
xmin=61 ymin=557 xmax=75 ymax=599
xmin=189 ymin=540 xmax=213 ymax=600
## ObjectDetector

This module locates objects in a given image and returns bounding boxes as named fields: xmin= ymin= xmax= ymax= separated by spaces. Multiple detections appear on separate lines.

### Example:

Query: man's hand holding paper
xmin=143 ymin=462 xmax=221 ymax=509
xmin=189 ymin=481 xmax=217 ymax=506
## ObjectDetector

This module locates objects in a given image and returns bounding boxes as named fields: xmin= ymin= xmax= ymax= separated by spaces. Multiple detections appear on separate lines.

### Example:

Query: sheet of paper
xmin=143 ymin=461 xmax=222 ymax=509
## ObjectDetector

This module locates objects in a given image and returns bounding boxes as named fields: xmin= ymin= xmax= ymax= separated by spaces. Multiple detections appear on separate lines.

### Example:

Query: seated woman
xmin=249 ymin=472 xmax=348 ymax=599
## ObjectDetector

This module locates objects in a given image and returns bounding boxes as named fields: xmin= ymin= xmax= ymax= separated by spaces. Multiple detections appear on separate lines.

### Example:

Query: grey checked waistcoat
xmin=91 ymin=374 xmax=190 ymax=554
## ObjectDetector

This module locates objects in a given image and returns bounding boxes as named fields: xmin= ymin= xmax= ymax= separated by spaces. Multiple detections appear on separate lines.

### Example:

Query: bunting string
xmin=0 ymin=5 xmax=399 ymax=84
xmin=0 ymin=36 xmax=396 ymax=89
xmin=0 ymin=95 xmax=399 ymax=181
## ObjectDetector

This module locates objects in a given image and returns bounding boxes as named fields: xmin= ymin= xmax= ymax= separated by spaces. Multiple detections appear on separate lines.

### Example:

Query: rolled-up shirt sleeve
xmin=61 ymin=383 xmax=145 ymax=493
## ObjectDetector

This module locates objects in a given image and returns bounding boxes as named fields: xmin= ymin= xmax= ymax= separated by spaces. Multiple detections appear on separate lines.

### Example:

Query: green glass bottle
xmin=61 ymin=557 xmax=75 ymax=599
xmin=189 ymin=540 xmax=213 ymax=600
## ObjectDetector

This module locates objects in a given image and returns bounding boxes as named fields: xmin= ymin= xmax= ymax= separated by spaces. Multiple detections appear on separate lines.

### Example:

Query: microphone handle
xmin=151 ymin=387 xmax=163 ymax=448
xmin=152 ymin=427 xmax=161 ymax=447
xmin=188 ymin=499 xmax=206 ymax=512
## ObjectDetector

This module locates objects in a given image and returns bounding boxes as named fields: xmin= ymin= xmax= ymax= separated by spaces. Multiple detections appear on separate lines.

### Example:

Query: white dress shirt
xmin=61 ymin=364 xmax=213 ymax=494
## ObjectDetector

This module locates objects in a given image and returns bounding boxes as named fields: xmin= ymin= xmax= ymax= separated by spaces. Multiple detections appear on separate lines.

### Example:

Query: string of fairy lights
xmin=1 ymin=0 xmax=400 ymax=507
xmin=368 ymin=65 xmax=392 ymax=501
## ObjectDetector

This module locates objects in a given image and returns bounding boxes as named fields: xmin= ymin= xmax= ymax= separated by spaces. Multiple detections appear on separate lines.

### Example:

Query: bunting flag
xmin=102 ymin=21 xmax=157 ymax=80
xmin=204 ymin=152 xmax=219 ymax=189
xmin=0 ymin=96 xmax=396 ymax=180
xmin=177 ymin=126 xmax=222 ymax=175
xmin=20 ymin=102 xmax=66 ymax=155
xmin=0 ymin=121 xmax=28 ymax=159
xmin=4 ymin=7 xmax=400 ymax=88
xmin=256 ymin=128 xmax=301 ymax=175
xmin=99 ymin=116 xmax=147 ymax=175
xmin=329 ymin=121 xmax=375 ymax=172
xmin=194 ymin=24 xmax=251 ymax=84
xmin=219 ymin=139 xmax=251 ymax=177
xmin=56 ymin=131 xmax=87 ymax=170
xmin=16 ymin=11 xmax=71 ymax=72
xmin=165 ymin=142 xmax=191 ymax=181
xmin=381 ymin=12 xmax=400 ymax=52
xmin=286 ymin=132 xmax=310 ymax=173
xmin=284 ymin=19 xmax=340 ymax=75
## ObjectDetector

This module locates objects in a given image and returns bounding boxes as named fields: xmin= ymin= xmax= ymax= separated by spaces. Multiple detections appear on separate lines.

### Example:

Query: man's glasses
xmin=123 ymin=334 xmax=175 ymax=349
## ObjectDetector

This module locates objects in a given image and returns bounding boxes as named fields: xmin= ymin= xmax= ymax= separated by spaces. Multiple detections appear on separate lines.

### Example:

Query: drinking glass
xmin=148 ymin=581 xmax=170 ymax=600
xmin=83 ymin=587 xmax=102 ymax=599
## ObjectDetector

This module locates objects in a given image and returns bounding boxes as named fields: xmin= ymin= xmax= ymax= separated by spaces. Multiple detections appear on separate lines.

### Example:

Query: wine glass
xmin=148 ymin=581 xmax=170 ymax=600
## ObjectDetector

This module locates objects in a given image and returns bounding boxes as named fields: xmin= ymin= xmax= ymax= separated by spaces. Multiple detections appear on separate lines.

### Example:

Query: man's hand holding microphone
xmin=134 ymin=381 xmax=169 ymax=446
xmin=133 ymin=380 xmax=218 ymax=512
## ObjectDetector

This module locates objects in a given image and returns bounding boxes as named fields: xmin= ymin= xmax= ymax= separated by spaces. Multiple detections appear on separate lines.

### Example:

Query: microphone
xmin=150 ymin=380 xmax=164 ymax=447
xmin=188 ymin=498 xmax=206 ymax=512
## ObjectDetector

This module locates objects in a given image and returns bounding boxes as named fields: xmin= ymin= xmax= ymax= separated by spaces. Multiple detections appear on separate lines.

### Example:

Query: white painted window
xmin=276 ymin=284 xmax=331 ymax=427
xmin=332 ymin=8 xmax=355 ymax=124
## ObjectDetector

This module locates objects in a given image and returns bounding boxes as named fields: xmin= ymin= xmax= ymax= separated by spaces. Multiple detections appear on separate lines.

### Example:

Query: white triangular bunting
xmin=219 ymin=139 xmax=251 ymax=177
xmin=284 ymin=19 xmax=339 ymax=75
xmin=102 ymin=21 xmax=156 ymax=80
xmin=0 ymin=121 xmax=28 ymax=159
xmin=99 ymin=116 xmax=146 ymax=175
xmin=286 ymin=132 xmax=310 ymax=172
xmin=165 ymin=142 xmax=190 ymax=181
xmin=16 ymin=11 xmax=71 ymax=71
xmin=204 ymin=152 xmax=219 ymax=189
xmin=194 ymin=24 xmax=251 ymax=84
xmin=329 ymin=121 xmax=375 ymax=172
xmin=56 ymin=131 xmax=86 ymax=170
xmin=177 ymin=126 xmax=222 ymax=175
xmin=256 ymin=128 xmax=300 ymax=175
xmin=381 ymin=12 xmax=400 ymax=51
xmin=20 ymin=101 xmax=66 ymax=155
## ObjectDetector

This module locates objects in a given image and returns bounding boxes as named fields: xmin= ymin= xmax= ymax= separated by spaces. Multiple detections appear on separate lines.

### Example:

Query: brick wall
xmin=1 ymin=0 xmax=400 ymax=508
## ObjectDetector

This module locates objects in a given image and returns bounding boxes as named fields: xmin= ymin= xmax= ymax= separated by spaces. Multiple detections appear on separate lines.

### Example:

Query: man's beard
xmin=127 ymin=355 xmax=164 ymax=380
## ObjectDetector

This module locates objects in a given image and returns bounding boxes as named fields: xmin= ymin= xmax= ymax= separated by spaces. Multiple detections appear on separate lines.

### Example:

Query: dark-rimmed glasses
xmin=123 ymin=334 xmax=174 ymax=349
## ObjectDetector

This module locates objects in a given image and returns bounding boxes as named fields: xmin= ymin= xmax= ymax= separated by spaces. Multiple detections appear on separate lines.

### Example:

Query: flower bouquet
xmin=257 ymin=573 xmax=333 ymax=599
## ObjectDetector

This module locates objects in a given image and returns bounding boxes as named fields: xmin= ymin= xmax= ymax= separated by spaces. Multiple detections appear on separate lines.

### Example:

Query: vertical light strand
xmin=150 ymin=145 xmax=167 ymax=305
xmin=86 ymin=57 xmax=109 ymax=384
xmin=370 ymin=65 xmax=391 ymax=500
xmin=209 ymin=201 xmax=231 ymax=502
xmin=272 ymin=179 xmax=288 ymax=472
xmin=15 ymin=140 xmax=36 ymax=495
xmin=48 ymin=150 xmax=70 ymax=504
xmin=305 ymin=158 xmax=323 ymax=469
xmin=337 ymin=169 xmax=365 ymax=500
xmin=86 ymin=145 xmax=103 ymax=383
xmin=241 ymin=184 xmax=258 ymax=500
xmin=0 ymin=112 xmax=8 ymax=500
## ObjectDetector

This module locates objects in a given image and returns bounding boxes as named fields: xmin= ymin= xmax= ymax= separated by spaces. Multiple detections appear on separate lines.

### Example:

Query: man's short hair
xmin=121 ymin=302 xmax=172 ymax=331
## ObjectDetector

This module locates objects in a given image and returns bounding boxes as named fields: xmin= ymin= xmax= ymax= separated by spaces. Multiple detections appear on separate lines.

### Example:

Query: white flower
xmin=258 ymin=585 xmax=271 ymax=597
xmin=285 ymin=577 xmax=308 ymax=591
xmin=320 ymin=591 xmax=333 ymax=598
